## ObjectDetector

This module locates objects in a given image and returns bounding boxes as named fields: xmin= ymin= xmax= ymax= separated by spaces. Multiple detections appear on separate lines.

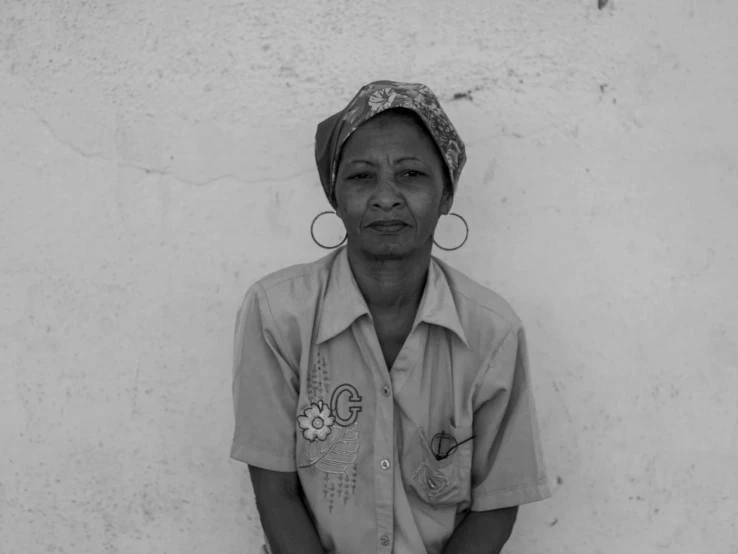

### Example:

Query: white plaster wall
xmin=1 ymin=0 xmax=737 ymax=552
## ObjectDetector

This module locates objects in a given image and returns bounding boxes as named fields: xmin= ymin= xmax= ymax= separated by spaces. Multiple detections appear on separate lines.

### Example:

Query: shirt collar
xmin=316 ymin=246 xmax=370 ymax=345
xmin=316 ymin=247 xmax=469 ymax=348
xmin=413 ymin=254 xmax=470 ymax=348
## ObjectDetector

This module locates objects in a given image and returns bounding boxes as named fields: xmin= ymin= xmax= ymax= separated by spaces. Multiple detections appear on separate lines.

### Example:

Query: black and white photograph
xmin=1 ymin=1 xmax=736 ymax=553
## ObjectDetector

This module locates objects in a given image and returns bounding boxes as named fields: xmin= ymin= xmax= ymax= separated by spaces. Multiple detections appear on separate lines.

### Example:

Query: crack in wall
xmin=3 ymin=100 xmax=314 ymax=187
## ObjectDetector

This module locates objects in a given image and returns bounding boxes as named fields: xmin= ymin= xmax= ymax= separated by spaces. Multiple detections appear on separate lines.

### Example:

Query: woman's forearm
xmin=256 ymin=491 xmax=324 ymax=554
xmin=249 ymin=466 xmax=324 ymax=554
xmin=442 ymin=506 xmax=518 ymax=554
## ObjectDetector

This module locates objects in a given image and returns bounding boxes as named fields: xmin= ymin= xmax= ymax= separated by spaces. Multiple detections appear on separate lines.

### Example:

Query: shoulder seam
xmin=487 ymin=325 xmax=518 ymax=367
xmin=448 ymin=284 xmax=520 ymax=328
xmin=433 ymin=257 xmax=520 ymax=327
xmin=253 ymin=283 xmax=300 ymax=372
xmin=258 ymin=262 xmax=329 ymax=293
xmin=472 ymin=325 xmax=520 ymax=406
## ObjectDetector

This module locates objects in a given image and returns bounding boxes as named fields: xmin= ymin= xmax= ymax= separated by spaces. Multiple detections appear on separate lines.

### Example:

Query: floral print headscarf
xmin=315 ymin=80 xmax=467 ymax=210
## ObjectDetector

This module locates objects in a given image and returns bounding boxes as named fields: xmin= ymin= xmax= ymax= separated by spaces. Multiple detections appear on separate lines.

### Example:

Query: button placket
xmin=351 ymin=319 xmax=395 ymax=549
xmin=388 ymin=323 xmax=428 ymax=394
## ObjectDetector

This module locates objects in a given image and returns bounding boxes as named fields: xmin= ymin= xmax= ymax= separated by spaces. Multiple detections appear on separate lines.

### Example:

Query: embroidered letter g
xmin=329 ymin=384 xmax=363 ymax=426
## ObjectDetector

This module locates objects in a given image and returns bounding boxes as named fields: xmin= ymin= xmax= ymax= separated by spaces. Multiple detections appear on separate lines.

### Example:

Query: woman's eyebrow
xmin=343 ymin=156 xmax=424 ymax=166
xmin=394 ymin=156 xmax=423 ymax=164
xmin=344 ymin=159 xmax=375 ymax=166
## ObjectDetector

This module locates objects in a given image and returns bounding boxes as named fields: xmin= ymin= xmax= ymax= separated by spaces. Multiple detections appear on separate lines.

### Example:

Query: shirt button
xmin=380 ymin=534 xmax=391 ymax=547
xmin=380 ymin=459 xmax=391 ymax=470
xmin=382 ymin=385 xmax=391 ymax=397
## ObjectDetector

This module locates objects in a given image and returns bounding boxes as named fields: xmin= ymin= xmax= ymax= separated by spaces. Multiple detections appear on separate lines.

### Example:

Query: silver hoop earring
xmin=433 ymin=212 xmax=469 ymax=251
xmin=310 ymin=211 xmax=348 ymax=249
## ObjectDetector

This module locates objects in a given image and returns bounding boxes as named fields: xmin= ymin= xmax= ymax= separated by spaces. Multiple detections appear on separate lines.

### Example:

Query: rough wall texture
xmin=1 ymin=1 xmax=737 ymax=553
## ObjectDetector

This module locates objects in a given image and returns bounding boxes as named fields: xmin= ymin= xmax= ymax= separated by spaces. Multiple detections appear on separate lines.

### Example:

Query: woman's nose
xmin=371 ymin=176 xmax=403 ymax=209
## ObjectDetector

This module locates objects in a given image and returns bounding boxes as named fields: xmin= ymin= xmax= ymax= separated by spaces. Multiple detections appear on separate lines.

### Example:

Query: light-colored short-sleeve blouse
xmin=231 ymin=246 xmax=551 ymax=554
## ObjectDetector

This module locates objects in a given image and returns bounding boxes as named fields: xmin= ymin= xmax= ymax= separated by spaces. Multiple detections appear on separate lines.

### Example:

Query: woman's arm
xmin=248 ymin=466 xmax=325 ymax=554
xmin=442 ymin=506 xmax=518 ymax=554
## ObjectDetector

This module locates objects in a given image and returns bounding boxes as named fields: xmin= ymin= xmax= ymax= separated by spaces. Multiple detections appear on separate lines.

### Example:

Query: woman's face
xmin=334 ymin=110 xmax=452 ymax=260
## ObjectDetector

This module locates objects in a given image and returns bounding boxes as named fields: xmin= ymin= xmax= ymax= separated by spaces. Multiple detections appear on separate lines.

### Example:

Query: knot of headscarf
xmin=315 ymin=80 xmax=467 ymax=209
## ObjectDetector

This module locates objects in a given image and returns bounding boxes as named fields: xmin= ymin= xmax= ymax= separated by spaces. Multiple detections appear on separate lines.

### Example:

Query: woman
xmin=230 ymin=81 xmax=551 ymax=554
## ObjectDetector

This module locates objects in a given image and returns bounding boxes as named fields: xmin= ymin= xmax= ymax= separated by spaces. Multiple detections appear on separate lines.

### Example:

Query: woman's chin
xmin=353 ymin=238 xmax=429 ymax=260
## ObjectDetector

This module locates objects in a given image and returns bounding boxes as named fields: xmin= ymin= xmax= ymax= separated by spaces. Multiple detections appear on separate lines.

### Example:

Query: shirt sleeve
xmin=230 ymin=283 xmax=299 ymax=472
xmin=469 ymin=324 xmax=551 ymax=511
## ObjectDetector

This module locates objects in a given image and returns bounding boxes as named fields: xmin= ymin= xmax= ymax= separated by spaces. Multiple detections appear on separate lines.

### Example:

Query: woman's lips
xmin=369 ymin=222 xmax=407 ymax=233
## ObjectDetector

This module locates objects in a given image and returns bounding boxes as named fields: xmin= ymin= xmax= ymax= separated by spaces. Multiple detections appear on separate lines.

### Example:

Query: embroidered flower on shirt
xmin=298 ymin=400 xmax=335 ymax=442
xmin=413 ymin=463 xmax=451 ymax=497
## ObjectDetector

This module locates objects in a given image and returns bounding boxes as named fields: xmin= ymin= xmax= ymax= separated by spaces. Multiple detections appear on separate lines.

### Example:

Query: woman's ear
xmin=439 ymin=189 xmax=453 ymax=216
xmin=333 ymin=198 xmax=343 ymax=219
xmin=332 ymin=188 xmax=342 ymax=218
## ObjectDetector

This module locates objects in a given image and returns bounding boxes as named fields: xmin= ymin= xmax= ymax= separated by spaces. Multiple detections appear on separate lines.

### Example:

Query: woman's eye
xmin=404 ymin=170 xmax=423 ymax=178
xmin=349 ymin=173 xmax=371 ymax=180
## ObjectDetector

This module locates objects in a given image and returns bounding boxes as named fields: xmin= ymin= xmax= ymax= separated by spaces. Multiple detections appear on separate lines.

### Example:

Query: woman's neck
xmin=346 ymin=244 xmax=430 ymax=317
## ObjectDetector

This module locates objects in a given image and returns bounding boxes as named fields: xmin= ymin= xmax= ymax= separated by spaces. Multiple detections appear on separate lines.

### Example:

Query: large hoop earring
xmin=310 ymin=211 xmax=348 ymax=249
xmin=433 ymin=212 xmax=469 ymax=251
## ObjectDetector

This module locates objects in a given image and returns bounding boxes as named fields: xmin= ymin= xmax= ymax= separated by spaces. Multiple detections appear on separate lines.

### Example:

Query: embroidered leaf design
xmin=299 ymin=423 xmax=359 ymax=474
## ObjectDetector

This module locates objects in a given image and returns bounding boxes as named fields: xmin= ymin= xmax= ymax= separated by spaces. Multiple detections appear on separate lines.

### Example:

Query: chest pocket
xmin=400 ymin=420 xmax=473 ymax=508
